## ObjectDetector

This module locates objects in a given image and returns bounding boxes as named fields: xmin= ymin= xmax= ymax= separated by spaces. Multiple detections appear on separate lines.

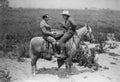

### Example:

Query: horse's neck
xmin=76 ymin=26 xmax=87 ymax=37
xmin=72 ymin=26 xmax=87 ymax=46
xmin=72 ymin=35 xmax=81 ymax=47
xmin=66 ymin=27 xmax=87 ymax=49
xmin=65 ymin=26 xmax=89 ymax=51
xmin=66 ymin=34 xmax=82 ymax=51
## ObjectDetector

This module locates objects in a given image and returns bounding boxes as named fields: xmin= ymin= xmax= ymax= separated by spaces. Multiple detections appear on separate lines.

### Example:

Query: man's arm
xmin=59 ymin=22 xmax=68 ymax=30
xmin=69 ymin=18 xmax=77 ymax=31
xmin=40 ymin=21 xmax=53 ymax=36
xmin=45 ymin=23 xmax=52 ymax=29
xmin=41 ymin=27 xmax=53 ymax=36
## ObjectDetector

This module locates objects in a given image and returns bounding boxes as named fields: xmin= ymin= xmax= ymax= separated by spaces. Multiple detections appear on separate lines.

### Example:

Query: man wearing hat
xmin=40 ymin=14 xmax=58 ymax=56
xmin=58 ymin=10 xmax=77 ymax=48
xmin=54 ymin=10 xmax=77 ymax=58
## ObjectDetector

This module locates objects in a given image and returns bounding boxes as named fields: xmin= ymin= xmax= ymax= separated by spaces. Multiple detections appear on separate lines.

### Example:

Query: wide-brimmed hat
xmin=61 ymin=10 xmax=70 ymax=16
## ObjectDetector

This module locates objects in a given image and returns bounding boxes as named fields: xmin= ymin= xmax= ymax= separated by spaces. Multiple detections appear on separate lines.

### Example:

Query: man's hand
xmin=58 ymin=22 xmax=63 ymax=27
xmin=58 ymin=22 xmax=68 ymax=30
xmin=51 ymin=29 xmax=56 ymax=32
xmin=51 ymin=31 xmax=56 ymax=37
xmin=49 ymin=25 xmax=52 ymax=29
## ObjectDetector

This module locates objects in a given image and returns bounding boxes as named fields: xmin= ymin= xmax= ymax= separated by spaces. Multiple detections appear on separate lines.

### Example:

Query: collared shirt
xmin=40 ymin=20 xmax=52 ymax=36
xmin=62 ymin=17 xmax=76 ymax=32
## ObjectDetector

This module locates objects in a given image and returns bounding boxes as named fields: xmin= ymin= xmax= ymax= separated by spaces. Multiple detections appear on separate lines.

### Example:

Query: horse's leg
xmin=87 ymin=58 xmax=92 ymax=68
xmin=29 ymin=44 xmax=35 ymax=76
xmin=65 ymin=62 xmax=68 ymax=72
xmin=65 ymin=57 xmax=72 ymax=74
xmin=31 ymin=55 xmax=38 ymax=76
xmin=65 ymin=61 xmax=69 ymax=75
xmin=68 ymin=60 xmax=72 ymax=74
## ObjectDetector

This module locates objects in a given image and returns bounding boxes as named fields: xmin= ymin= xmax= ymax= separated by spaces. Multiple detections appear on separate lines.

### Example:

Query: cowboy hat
xmin=61 ymin=10 xmax=70 ymax=16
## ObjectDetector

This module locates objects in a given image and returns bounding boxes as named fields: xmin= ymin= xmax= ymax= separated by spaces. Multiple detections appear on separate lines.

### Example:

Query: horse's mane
xmin=76 ymin=25 xmax=88 ymax=37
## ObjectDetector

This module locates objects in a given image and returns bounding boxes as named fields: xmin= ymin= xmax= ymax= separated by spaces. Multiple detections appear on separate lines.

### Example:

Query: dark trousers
xmin=59 ymin=30 xmax=74 ymax=45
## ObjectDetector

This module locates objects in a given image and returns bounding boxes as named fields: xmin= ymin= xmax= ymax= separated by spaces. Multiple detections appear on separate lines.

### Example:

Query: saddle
xmin=54 ymin=33 xmax=64 ymax=40
xmin=43 ymin=33 xmax=64 ymax=49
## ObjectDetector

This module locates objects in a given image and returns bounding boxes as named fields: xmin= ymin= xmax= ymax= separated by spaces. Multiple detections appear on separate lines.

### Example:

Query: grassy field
xmin=0 ymin=8 xmax=120 ymax=54
xmin=1 ymin=8 xmax=120 ymax=33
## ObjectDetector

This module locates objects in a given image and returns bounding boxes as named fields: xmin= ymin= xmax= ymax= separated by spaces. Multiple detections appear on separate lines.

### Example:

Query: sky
xmin=9 ymin=0 xmax=120 ymax=10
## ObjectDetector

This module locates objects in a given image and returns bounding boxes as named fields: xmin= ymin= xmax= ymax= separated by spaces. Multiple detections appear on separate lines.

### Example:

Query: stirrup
xmin=55 ymin=42 xmax=59 ymax=47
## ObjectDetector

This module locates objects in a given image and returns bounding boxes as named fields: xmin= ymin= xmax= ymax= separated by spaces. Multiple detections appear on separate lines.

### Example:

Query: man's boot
xmin=55 ymin=42 xmax=66 ymax=59
xmin=59 ymin=45 xmax=66 ymax=59
xmin=52 ymin=42 xmax=60 ymax=57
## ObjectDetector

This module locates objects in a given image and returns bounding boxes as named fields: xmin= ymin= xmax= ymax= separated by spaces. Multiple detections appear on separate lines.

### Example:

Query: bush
xmin=115 ymin=32 xmax=120 ymax=41
xmin=0 ymin=67 xmax=11 ymax=82
xmin=1 ymin=8 xmax=120 ymax=60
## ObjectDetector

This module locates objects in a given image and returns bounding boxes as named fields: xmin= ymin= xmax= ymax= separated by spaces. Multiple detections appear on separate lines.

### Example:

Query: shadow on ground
xmin=36 ymin=66 xmax=95 ymax=78
xmin=107 ymin=52 xmax=120 ymax=57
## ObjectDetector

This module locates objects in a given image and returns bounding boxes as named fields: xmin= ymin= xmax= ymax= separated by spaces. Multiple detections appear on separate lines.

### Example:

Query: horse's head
xmin=84 ymin=24 xmax=95 ymax=43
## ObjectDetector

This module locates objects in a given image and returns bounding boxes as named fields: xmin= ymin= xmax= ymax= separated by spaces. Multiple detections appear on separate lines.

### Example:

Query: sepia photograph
xmin=0 ymin=0 xmax=120 ymax=82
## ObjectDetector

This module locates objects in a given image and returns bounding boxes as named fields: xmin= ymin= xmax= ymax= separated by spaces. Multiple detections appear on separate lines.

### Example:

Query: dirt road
xmin=0 ymin=41 xmax=120 ymax=82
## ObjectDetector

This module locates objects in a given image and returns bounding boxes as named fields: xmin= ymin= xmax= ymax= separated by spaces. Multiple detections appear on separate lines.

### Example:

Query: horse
xmin=77 ymin=24 xmax=95 ymax=43
xmin=57 ymin=24 xmax=95 ymax=73
xmin=29 ymin=24 xmax=95 ymax=75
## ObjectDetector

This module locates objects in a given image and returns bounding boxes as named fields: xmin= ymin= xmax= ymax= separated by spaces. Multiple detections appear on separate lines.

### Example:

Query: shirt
xmin=40 ymin=20 xmax=52 ymax=36
xmin=62 ymin=17 xmax=76 ymax=32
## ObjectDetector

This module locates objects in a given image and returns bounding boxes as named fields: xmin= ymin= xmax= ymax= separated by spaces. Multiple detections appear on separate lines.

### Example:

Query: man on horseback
xmin=40 ymin=11 xmax=77 ymax=58
xmin=57 ymin=10 xmax=77 ymax=53
xmin=40 ymin=14 xmax=58 ymax=56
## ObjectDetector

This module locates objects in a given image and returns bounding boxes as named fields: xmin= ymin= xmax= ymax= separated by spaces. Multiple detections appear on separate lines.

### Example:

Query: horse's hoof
xmin=98 ymin=65 xmax=102 ymax=68
xmin=32 ymin=73 xmax=36 ymax=77
xmin=32 ymin=71 xmax=37 ymax=77
xmin=70 ymin=72 xmax=74 ymax=75
xmin=92 ymin=66 xmax=98 ymax=71
xmin=65 ymin=70 xmax=73 ymax=75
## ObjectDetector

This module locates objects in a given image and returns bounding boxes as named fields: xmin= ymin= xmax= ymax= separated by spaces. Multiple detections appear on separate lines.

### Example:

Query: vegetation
xmin=0 ymin=0 xmax=9 ymax=8
xmin=0 ymin=8 xmax=120 ymax=58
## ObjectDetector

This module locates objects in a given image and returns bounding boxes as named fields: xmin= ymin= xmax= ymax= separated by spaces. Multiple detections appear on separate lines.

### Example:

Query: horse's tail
xmin=29 ymin=39 xmax=34 ymax=59
xmin=29 ymin=37 xmax=45 ymax=59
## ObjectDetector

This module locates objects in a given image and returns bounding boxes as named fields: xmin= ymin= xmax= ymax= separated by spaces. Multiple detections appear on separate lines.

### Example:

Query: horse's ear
xmin=85 ymin=24 xmax=87 ymax=27
xmin=86 ymin=24 xmax=92 ymax=32
xmin=85 ymin=24 xmax=89 ymax=30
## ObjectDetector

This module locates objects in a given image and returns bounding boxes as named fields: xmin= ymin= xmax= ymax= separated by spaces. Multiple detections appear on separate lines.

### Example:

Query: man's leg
xmin=46 ymin=36 xmax=61 ymax=57
xmin=46 ymin=36 xmax=56 ymax=51
xmin=47 ymin=36 xmax=56 ymax=44
xmin=47 ymin=36 xmax=67 ymax=58
xmin=59 ymin=31 xmax=73 ymax=44
xmin=58 ymin=31 xmax=73 ymax=48
xmin=57 ymin=31 xmax=74 ymax=58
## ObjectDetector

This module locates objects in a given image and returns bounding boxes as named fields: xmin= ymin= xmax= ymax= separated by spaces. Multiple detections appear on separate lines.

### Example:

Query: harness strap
xmin=70 ymin=32 xmax=81 ymax=51
xmin=75 ymin=31 xmax=82 ymax=47
xmin=69 ymin=36 xmax=74 ymax=50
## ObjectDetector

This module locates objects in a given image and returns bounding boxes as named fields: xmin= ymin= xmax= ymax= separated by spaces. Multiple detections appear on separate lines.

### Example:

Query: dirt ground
xmin=0 ymin=41 xmax=120 ymax=82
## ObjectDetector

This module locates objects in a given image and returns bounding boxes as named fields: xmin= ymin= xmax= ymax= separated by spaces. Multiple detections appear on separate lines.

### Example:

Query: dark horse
xmin=29 ymin=24 xmax=95 ymax=76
